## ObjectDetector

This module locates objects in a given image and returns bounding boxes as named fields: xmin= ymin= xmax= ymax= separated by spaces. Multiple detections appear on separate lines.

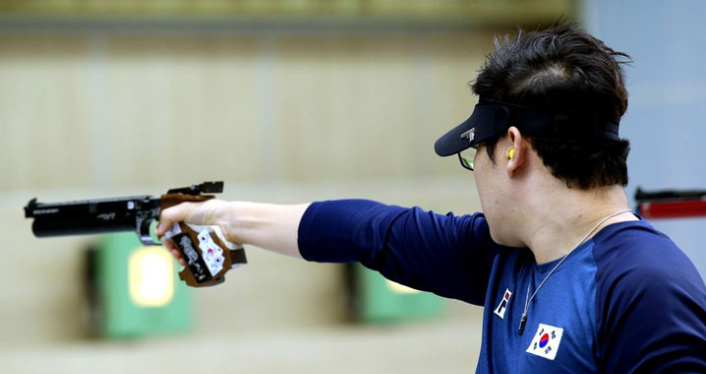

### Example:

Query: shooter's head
xmin=435 ymin=21 xmax=633 ymax=246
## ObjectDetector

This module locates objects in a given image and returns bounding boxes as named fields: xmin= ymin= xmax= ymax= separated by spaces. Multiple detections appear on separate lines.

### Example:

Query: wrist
xmin=218 ymin=201 xmax=254 ymax=245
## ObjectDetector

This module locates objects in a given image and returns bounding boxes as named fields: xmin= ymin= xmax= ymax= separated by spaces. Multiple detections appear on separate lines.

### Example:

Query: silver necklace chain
xmin=518 ymin=209 xmax=632 ymax=336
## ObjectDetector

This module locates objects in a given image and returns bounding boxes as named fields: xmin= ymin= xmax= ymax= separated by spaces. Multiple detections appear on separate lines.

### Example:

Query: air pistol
xmin=24 ymin=181 xmax=246 ymax=287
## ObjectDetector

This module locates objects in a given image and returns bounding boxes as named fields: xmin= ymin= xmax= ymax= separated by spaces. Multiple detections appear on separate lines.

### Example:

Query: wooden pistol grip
xmin=160 ymin=192 xmax=214 ymax=211
xmin=160 ymin=193 xmax=247 ymax=288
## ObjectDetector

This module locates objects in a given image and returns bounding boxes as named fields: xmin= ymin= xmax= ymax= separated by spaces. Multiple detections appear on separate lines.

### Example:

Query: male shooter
xmin=157 ymin=22 xmax=706 ymax=373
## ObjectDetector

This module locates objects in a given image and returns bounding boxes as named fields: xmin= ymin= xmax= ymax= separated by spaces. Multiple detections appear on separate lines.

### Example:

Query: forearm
xmin=297 ymin=200 xmax=493 ymax=303
xmin=222 ymin=201 xmax=311 ymax=259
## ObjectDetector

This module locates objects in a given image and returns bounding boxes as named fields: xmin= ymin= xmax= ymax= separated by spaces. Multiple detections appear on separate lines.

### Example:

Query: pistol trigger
xmin=138 ymin=219 xmax=160 ymax=245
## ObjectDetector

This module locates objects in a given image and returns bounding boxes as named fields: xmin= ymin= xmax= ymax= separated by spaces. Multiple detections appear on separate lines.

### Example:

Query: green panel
xmin=96 ymin=233 xmax=193 ymax=338
xmin=357 ymin=265 xmax=443 ymax=323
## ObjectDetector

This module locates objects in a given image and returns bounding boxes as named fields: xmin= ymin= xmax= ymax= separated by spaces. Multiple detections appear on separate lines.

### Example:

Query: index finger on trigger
xmin=156 ymin=202 xmax=195 ymax=237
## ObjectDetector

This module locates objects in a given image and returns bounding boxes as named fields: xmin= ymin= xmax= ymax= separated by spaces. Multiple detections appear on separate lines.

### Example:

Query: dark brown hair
xmin=471 ymin=21 xmax=632 ymax=189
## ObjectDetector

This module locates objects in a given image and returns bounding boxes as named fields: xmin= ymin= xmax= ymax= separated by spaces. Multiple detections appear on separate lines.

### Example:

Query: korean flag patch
xmin=526 ymin=323 xmax=564 ymax=361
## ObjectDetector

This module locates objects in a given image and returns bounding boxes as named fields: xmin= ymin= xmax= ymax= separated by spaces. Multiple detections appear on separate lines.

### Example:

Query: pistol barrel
xmin=25 ymin=196 xmax=161 ymax=239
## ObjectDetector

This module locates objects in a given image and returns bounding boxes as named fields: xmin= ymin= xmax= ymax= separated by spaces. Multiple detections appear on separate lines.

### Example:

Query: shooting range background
xmin=1 ymin=1 xmax=704 ymax=373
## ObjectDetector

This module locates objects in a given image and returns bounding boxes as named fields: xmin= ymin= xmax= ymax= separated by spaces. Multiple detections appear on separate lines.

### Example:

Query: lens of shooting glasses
xmin=458 ymin=147 xmax=477 ymax=171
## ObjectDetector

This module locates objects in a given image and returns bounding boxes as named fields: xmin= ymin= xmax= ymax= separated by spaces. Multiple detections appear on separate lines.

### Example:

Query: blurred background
xmin=1 ymin=0 xmax=704 ymax=373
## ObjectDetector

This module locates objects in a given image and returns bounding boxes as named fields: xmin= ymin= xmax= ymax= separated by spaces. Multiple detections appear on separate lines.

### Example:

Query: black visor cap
xmin=434 ymin=98 xmax=620 ymax=157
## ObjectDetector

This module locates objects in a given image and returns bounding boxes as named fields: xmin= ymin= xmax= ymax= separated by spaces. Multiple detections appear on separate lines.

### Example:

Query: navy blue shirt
xmin=298 ymin=199 xmax=706 ymax=373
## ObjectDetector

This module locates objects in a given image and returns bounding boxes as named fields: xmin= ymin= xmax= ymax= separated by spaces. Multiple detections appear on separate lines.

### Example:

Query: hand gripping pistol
xmin=24 ymin=181 xmax=246 ymax=287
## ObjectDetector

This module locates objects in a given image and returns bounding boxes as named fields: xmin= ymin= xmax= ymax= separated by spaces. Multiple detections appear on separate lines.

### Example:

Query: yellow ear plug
xmin=508 ymin=148 xmax=515 ymax=159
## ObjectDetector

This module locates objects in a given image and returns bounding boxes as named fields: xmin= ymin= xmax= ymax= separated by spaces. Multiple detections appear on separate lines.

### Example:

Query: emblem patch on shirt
xmin=493 ymin=288 xmax=513 ymax=319
xmin=526 ymin=323 xmax=564 ymax=360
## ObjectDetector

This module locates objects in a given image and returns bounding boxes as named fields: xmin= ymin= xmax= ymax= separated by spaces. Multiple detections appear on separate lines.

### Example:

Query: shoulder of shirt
xmin=590 ymin=219 xmax=701 ymax=288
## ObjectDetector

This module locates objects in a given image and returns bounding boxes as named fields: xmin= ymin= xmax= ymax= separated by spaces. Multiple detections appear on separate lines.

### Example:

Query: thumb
xmin=156 ymin=202 xmax=197 ymax=237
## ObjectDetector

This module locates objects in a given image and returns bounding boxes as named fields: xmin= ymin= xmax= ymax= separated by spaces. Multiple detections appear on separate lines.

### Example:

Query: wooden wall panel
xmin=0 ymin=31 xmax=496 ymax=192
xmin=91 ymin=36 xmax=264 ymax=186
xmin=0 ymin=36 xmax=93 ymax=190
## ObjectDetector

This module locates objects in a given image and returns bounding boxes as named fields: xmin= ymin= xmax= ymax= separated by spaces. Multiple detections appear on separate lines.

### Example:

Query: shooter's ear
xmin=506 ymin=127 xmax=528 ymax=178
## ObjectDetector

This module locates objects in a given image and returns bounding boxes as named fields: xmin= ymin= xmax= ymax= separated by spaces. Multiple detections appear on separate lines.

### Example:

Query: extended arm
xmin=297 ymin=199 xmax=497 ymax=303
xmin=156 ymin=199 xmax=311 ymax=259
xmin=157 ymin=198 xmax=499 ymax=304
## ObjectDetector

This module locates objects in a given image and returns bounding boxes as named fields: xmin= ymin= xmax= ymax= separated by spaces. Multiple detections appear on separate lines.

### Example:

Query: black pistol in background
xmin=24 ymin=181 xmax=246 ymax=288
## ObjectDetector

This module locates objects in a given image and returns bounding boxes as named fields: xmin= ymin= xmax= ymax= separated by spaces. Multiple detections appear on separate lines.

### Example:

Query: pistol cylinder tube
xmin=25 ymin=196 xmax=161 ymax=239
xmin=31 ymin=216 xmax=137 ymax=237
